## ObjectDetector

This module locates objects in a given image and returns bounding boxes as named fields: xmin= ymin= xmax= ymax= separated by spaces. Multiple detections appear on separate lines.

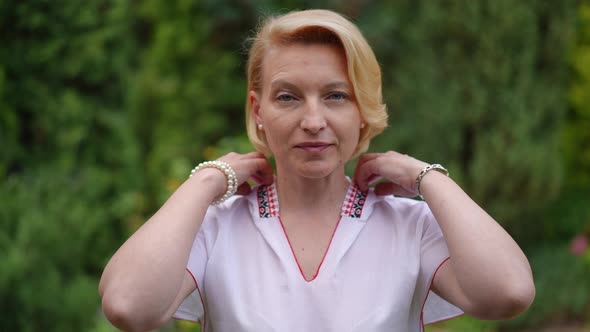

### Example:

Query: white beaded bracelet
xmin=416 ymin=164 xmax=449 ymax=199
xmin=189 ymin=161 xmax=238 ymax=205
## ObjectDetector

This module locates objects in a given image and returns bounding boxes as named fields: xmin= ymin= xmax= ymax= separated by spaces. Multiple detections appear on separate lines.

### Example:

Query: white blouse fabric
xmin=174 ymin=183 xmax=462 ymax=331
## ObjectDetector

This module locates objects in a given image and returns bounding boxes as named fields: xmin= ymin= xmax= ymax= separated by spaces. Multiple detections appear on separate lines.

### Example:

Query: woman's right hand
xmin=200 ymin=152 xmax=274 ymax=197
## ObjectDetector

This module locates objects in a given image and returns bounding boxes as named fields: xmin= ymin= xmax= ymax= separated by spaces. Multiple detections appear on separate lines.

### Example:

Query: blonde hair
xmin=245 ymin=9 xmax=388 ymax=158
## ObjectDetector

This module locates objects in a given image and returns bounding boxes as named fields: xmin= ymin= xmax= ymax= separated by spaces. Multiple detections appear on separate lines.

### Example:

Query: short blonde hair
xmin=245 ymin=9 xmax=388 ymax=158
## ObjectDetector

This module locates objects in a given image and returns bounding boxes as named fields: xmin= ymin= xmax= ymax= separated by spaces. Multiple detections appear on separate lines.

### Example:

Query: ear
xmin=249 ymin=91 xmax=263 ymax=125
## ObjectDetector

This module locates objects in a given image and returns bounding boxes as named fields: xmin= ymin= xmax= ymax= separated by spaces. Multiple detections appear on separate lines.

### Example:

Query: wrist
xmin=415 ymin=164 xmax=449 ymax=199
xmin=188 ymin=161 xmax=238 ymax=204
xmin=188 ymin=168 xmax=228 ymax=199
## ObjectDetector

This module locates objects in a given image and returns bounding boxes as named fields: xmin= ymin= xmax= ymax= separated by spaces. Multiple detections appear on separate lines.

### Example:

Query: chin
xmin=295 ymin=160 xmax=342 ymax=179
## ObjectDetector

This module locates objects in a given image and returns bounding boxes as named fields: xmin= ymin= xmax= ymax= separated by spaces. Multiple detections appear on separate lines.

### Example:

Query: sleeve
xmin=173 ymin=207 xmax=220 ymax=323
xmin=416 ymin=205 xmax=463 ymax=325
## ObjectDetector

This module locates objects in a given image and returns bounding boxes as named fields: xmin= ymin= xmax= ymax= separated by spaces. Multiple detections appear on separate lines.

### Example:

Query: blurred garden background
xmin=1 ymin=0 xmax=590 ymax=331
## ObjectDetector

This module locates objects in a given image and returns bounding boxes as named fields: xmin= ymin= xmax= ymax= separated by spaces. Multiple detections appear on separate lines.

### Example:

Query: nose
xmin=300 ymin=101 xmax=326 ymax=133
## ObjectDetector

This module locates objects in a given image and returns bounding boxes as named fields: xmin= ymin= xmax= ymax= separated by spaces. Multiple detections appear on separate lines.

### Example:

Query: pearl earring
xmin=360 ymin=123 xmax=365 ymax=129
xmin=257 ymin=124 xmax=263 ymax=130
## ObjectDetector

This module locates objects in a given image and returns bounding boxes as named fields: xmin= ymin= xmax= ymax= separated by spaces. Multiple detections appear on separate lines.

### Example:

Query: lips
xmin=294 ymin=141 xmax=334 ymax=153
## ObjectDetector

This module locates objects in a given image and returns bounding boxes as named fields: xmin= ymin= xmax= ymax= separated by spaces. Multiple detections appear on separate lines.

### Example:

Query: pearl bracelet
xmin=416 ymin=164 xmax=449 ymax=199
xmin=189 ymin=161 xmax=238 ymax=205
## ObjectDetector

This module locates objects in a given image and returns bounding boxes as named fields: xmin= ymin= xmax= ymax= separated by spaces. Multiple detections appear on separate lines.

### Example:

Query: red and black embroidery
xmin=341 ymin=185 xmax=367 ymax=219
xmin=257 ymin=184 xmax=279 ymax=218
xmin=257 ymin=183 xmax=366 ymax=219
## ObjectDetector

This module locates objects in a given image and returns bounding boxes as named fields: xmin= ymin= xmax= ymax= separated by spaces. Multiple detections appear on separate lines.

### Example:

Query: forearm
xmin=420 ymin=171 xmax=534 ymax=315
xmin=99 ymin=170 xmax=223 ymax=329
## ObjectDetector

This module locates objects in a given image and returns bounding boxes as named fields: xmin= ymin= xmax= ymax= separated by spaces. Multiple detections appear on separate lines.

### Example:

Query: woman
xmin=99 ymin=9 xmax=535 ymax=332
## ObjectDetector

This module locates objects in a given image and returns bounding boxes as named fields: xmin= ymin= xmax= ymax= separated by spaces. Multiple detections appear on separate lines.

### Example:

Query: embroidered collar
xmin=256 ymin=182 xmax=368 ymax=219
xmin=256 ymin=183 xmax=280 ymax=218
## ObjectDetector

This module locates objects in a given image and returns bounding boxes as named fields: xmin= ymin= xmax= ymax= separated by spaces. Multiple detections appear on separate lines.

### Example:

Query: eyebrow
xmin=270 ymin=79 xmax=351 ymax=91
xmin=270 ymin=80 xmax=298 ymax=91
xmin=324 ymin=81 xmax=350 ymax=90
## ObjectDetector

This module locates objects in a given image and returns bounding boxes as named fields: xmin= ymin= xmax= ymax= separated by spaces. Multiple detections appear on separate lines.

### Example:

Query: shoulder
xmin=370 ymin=192 xmax=432 ymax=220
xmin=207 ymin=193 xmax=252 ymax=219
xmin=207 ymin=184 xmax=275 ymax=220
xmin=196 ymin=193 xmax=254 ymax=233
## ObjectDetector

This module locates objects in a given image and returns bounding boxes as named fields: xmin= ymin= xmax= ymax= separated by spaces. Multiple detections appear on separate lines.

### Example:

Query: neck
xmin=274 ymin=167 xmax=350 ymax=217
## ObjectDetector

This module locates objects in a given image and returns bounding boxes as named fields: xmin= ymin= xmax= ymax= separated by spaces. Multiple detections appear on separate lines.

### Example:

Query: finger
xmin=368 ymin=175 xmax=382 ymax=185
xmin=222 ymin=156 xmax=272 ymax=185
xmin=249 ymin=174 xmax=263 ymax=185
xmin=242 ymin=151 xmax=266 ymax=159
xmin=358 ymin=152 xmax=380 ymax=160
xmin=353 ymin=154 xmax=374 ymax=188
xmin=374 ymin=182 xmax=395 ymax=196
xmin=236 ymin=182 xmax=252 ymax=196
xmin=251 ymin=158 xmax=274 ymax=184
xmin=249 ymin=165 xmax=274 ymax=185
xmin=217 ymin=151 xmax=263 ymax=165
xmin=355 ymin=153 xmax=379 ymax=169
xmin=374 ymin=181 xmax=416 ymax=197
xmin=354 ymin=158 xmax=380 ymax=191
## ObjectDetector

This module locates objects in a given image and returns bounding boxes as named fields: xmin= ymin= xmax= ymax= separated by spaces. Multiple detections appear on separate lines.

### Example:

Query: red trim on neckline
xmin=278 ymin=216 xmax=342 ymax=282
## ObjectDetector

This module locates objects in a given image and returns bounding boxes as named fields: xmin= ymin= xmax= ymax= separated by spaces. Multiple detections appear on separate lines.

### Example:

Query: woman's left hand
xmin=353 ymin=151 xmax=429 ymax=197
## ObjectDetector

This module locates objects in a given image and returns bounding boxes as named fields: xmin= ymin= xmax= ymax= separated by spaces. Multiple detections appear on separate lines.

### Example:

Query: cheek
xmin=264 ymin=121 xmax=291 ymax=151
xmin=346 ymin=133 xmax=361 ymax=154
xmin=336 ymin=118 xmax=361 ymax=140
xmin=339 ymin=123 xmax=362 ymax=154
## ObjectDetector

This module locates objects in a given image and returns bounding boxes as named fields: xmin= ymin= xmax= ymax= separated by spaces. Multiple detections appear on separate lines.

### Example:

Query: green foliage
xmin=564 ymin=2 xmax=590 ymax=188
xmin=1 ymin=0 xmax=587 ymax=331
xmin=500 ymin=245 xmax=590 ymax=329
xmin=0 ymin=0 xmax=137 ymax=172
xmin=0 ymin=1 xmax=141 ymax=331
xmin=428 ymin=315 xmax=497 ymax=332
xmin=176 ymin=320 xmax=201 ymax=332
xmin=130 ymin=0 xmax=254 ymax=204
xmin=361 ymin=0 xmax=576 ymax=229
xmin=513 ymin=188 xmax=590 ymax=246
xmin=0 ymin=166 xmax=137 ymax=331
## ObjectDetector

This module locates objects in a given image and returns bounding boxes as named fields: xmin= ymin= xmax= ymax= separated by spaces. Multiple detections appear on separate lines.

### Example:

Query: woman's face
xmin=250 ymin=43 xmax=362 ymax=179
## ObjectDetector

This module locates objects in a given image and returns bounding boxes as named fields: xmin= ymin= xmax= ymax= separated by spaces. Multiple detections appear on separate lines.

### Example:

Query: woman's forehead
xmin=260 ymin=43 xmax=349 ymax=88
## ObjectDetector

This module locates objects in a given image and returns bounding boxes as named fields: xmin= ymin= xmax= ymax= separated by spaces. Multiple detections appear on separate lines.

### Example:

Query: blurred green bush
xmin=1 ymin=0 xmax=589 ymax=331
xmin=0 ymin=1 xmax=141 ymax=331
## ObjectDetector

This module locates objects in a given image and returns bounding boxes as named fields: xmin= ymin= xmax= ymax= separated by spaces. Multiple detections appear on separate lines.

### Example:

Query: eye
xmin=277 ymin=93 xmax=297 ymax=103
xmin=326 ymin=92 xmax=348 ymax=101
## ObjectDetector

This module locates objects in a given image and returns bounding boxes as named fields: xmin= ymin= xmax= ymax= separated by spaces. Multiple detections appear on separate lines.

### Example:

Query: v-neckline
xmin=252 ymin=181 xmax=370 ymax=283
xmin=277 ymin=215 xmax=342 ymax=282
